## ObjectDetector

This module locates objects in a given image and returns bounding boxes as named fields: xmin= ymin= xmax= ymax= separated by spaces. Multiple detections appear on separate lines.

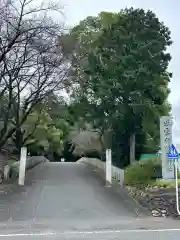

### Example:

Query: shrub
xmin=124 ymin=158 xmax=162 ymax=188
xmin=9 ymin=162 xmax=19 ymax=180
xmin=84 ymin=150 xmax=101 ymax=159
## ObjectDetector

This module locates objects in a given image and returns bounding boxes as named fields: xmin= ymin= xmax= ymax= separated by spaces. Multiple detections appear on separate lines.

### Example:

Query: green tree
xmin=68 ymin=9 xmax=172 ymax=166
xmin=21 ymin=110 xmax=52 ymax=150
xmin=10 ymin=109 xmax=64 ymax=157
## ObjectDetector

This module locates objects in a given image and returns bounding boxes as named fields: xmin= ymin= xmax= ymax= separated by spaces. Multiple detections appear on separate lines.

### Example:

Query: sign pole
xmin=168 ymin=143 xmax=180 ymax=215
xmin=175 ymin=159 xmax=180 ymax=215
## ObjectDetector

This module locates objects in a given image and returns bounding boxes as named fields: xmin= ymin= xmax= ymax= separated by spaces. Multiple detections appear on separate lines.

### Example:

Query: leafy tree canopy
xmin=65 ymin=8 xmax=172 ymax=166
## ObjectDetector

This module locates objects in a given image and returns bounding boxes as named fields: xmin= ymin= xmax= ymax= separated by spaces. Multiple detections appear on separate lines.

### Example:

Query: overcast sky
xmin=62 ymin=0 xmax=180 ymax=143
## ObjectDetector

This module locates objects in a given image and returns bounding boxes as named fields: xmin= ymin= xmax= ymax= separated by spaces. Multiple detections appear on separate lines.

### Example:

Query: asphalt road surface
xmin=0 ymin=162 xmax=180 ymax=239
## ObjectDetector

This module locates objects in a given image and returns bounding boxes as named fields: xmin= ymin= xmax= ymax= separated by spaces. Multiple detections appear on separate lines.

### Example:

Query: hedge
xmin=124 ymin=158 xmax=162 ymax=188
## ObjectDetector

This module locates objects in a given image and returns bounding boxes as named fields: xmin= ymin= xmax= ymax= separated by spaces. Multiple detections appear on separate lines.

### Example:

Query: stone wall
xmin=126 ymin=186 xmax=180 ymax=218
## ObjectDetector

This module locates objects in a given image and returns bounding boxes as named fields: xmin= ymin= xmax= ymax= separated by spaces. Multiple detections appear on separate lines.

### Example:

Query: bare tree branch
xmin=0 ymin=0 xmax=71 ymax=149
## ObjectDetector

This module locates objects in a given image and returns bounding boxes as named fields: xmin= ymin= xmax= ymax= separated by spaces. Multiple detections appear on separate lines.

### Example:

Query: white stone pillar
xmin=106 ymin=149 xmax=112 ymax=185
xmin=18 ymin=147 xmax=27 ymax=185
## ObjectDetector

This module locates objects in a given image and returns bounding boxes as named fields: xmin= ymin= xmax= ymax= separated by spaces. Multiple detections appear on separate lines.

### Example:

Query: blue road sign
xmin=168 ymin=144 xmax=179 ymax=160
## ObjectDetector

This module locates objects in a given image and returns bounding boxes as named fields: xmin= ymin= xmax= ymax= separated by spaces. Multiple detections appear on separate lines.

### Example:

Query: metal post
xmin=18 ymin=147 xmax=27 ymax=186
xmin=106 ymin=149 xmax=112 ymax=186
xmin=175 ymin=159 xmax=180 ymax=215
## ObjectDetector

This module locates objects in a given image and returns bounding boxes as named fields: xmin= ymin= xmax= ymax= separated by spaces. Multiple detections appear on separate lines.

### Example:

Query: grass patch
xmin=150 ymin=179 xmax=180 ymax=189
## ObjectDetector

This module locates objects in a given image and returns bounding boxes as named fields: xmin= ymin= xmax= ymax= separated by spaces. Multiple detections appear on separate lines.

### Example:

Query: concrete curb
xmin=116 ymin=185 xmax=152 ymax=217
xmin=87 ymin=163 xmax=150 ymax=218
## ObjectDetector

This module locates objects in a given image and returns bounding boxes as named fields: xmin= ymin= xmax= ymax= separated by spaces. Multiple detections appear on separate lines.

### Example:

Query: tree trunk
xmin=14 ymin=128 xmax=23 ymax=154
xmin=100 ymin=129 xmax=113 ymax=162
xmin=99 ymin=133 xmax=105 ymax=161
xmin=129 ymin=133 xmax=135 ymax=164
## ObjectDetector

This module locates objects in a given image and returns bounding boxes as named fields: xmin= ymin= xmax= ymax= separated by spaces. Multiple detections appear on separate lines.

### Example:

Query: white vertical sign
xmin=160 ymin=116 xmax=174 ymax=179
xmin=18 ymin=147 xmax=27 ymax=186
xmin=106 ymin=149 xmax=112 ymax=185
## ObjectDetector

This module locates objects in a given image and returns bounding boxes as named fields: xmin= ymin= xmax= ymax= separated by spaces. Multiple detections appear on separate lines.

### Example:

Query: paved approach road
xmin=0 ymin=162 xmax=180 ymax=239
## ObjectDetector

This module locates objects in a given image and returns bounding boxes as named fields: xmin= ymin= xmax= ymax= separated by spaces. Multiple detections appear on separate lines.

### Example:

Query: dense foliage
xmin=63 ymin=8 xmax=172 ymax=167
xmin=0 ymin=3 xmax=173 ymax=167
